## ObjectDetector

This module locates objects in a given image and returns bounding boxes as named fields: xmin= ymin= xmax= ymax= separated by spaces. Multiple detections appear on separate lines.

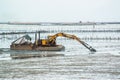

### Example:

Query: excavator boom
xmin=48 ymin=33 xmax=96 ymax=52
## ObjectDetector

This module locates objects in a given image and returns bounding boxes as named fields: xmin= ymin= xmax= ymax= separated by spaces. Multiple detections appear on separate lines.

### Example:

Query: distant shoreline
xmin=0 ymin=22 xmax=120 ymax=25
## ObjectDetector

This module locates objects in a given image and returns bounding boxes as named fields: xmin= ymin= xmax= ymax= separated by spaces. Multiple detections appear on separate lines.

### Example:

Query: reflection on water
xmin=0 ymin=52 xmax=120 ymax=80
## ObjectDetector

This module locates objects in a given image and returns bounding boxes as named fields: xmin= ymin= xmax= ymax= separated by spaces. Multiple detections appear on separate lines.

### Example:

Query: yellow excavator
xmin=10 ymin=32 xmax=96 ymax=52
xmin=34 ymin=32 xmax=96 ymax=52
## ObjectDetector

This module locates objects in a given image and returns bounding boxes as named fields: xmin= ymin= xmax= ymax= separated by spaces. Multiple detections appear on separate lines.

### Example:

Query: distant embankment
xmin=0 ymin=22 xmax=120 ymax=25
xmin=0 ymin=30 xmax=47 ymax=35
xmin=0 ymin=36 xmax=120 ymax=40
xmin=0 ymin=30 xmax=120 ymax=35
xmin=0 ymin=22 xmax=96 ymax=25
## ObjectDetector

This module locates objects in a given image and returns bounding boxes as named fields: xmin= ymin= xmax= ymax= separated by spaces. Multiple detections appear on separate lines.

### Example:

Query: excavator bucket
xmin=80 ymin=41 xmax=96 ymax=52
xmin=88 ymin=47 xmax=96 ymax=52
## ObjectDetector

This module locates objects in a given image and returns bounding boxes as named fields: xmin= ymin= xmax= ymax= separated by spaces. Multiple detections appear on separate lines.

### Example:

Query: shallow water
xmin=0 ymin=51 xmax=120 ymax=80
xmin=0 ymin=24 xmax=120 ymax=80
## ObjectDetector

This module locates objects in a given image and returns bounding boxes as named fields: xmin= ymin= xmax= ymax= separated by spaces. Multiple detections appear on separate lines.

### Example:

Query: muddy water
xmin=0 ymin=24 xmax=120 ymax=80
xmin=0 ymin=40 xmax=120 ymax=80
xmin=0 ymin=52 xmax=120 ymax=80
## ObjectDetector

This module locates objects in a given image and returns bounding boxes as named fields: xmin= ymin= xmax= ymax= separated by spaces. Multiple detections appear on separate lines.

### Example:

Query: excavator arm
xmin=48 ymin=33 xmax=96 ymax=52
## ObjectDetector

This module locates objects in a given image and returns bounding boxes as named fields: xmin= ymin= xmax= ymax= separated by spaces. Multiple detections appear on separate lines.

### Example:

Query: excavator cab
xmin=34 ymin=32 xmax=56 ymax=47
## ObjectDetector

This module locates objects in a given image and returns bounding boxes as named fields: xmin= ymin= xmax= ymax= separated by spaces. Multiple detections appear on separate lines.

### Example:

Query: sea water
xmin=0 ymin=24 xmax=120 ymax=80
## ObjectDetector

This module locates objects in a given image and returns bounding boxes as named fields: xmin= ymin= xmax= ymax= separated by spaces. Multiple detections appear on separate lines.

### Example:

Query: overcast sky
xmin=0 ymin=0 xmax=120 ymax=22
